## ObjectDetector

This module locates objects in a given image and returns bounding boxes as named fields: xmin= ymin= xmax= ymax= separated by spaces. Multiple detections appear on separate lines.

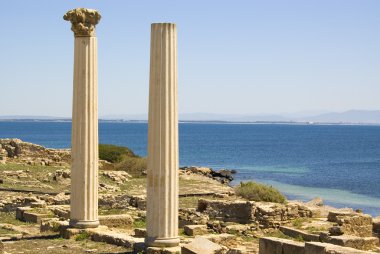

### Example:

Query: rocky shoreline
xmin=0 ymin=138 xmax=379 ymax=253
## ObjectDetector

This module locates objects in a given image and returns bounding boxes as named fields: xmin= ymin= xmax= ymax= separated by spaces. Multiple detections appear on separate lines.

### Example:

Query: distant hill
xmin=1 ymin=110 xmax=380 ymax=124
xmin=297 ymin=110 xmax=380 ymax=124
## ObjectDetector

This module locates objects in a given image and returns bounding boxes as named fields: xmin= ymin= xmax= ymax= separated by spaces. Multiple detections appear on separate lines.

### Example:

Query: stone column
xmin=64 ymin=8 xmax=101 ymax=229
xmin=146 ymin=23 xmax=179 ymax=247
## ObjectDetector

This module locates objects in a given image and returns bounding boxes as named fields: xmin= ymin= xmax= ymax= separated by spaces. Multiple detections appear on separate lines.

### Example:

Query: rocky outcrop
xmin=180 ymin=166 xmax=236 ymax=184
xmin=0 ymin=139 xmax=70 ymax=166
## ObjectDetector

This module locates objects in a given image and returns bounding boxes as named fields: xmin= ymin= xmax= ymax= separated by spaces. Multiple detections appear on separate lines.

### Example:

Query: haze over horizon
xmin=1 ymin=1 xmax=379 ymax=117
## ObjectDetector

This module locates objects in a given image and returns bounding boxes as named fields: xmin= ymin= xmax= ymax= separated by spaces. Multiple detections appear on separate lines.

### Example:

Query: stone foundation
xmin=259 ymin=237 xmax=378 ymax=254
xmin=198 ymin=199 xmax=313 ymax=227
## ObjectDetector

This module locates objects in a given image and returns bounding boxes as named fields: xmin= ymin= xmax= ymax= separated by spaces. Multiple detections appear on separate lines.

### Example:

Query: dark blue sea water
xmin=1 ymin=121 xmax=380 ymax=215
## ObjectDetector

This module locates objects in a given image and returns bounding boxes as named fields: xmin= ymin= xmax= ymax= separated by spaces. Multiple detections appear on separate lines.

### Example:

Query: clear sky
xmin=0 ymin=0 xmax=379 ymax=117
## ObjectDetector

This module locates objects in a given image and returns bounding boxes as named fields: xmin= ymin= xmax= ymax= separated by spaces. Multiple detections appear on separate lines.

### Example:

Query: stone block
xmin=280 ymin=226 xmax=320 ymax=242
xmin=146 ymin=246 xmax=181 ymax=254
xmin=305 ymin=241 xmax=379 ymax=254
xmin=184 ymin=225 xmax=208 ymax=236
xmin=90 ymin=228 xmax=144 ymax=249
xmin=226 ymin=224 xmax=250 ymax=234
xmin=282 ymin=241 xmax=305 ymax=254
xmin=259 ymin=237 xmax=305 ymax=254
xmin=22 ymin=212 xmax=48 ymax=223
xmin=99 ymin=214 xmax=133 ymax=228
xmin=60 ymin=228 xmax=83 ymax=239
xmin=320 ymin=233 xmax=379 ymax=251
xmin=327 ymin=211 xmax=354 ymax=222
xmin=30 ymin=201 xmax=46 ymax=208
xmin=182 ymin=237 xmax=224 ymax=254
xmin=15 ymin=206 xmax=32 ymax=221
xmin=134 ymin=228 xmax=147 ymax=237
xmin=198 ymin=199 xmax=256 ymax=224
xmin=259 ymin=237 xmax=283 ymax=254
xmin=226 ymin=246 xmax=247 ymax=254
xmin=40 ymin=218 xmax=69 ymax=232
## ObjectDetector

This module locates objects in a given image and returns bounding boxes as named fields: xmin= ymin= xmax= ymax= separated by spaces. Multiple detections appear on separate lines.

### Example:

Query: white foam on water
xmin=260 ymin=179 xmax=380 ymax=209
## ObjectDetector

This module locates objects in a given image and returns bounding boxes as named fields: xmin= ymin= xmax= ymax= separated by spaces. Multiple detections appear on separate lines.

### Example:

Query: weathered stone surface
xmin=98 ymin=183 xmax=121 ymax=192
xmin=182 ymin=237 xmax=224 ymax=254
xmin=102 ymin=171 xmax=131 ymax=184
xmin=259 ymin=237 xmax=304 ymax=254
xmin=305 ymin=241 xmax=379 ymax=254
xmin=90 ymin=229 xmax=144 ymax=249
xmin=225 ymin=224 xmax=250 ymax=235
xmin=134 ymin=228 xmax=147 ymax=237
xmin=21 ymin=211 xmax=48 ymax=223
xmin=98 ymin=214 xmax=133 ymax=228
xmin=373 ymin=216 xmax=380 ymax=234
xmin=66 ymin=7 xmax=101 ymax=229
xmin=146 ymin=23 xmax=179 ymax=248
xmin=198 ymin=199 xmax=313 ymax=227
xmin=320 ymin=233 xmax=379 ymax=251
xmin=40 ymin=218 xmax=69 ymax=232
xmin=280 ymin=226 xmax=320 ymax=242
xmin=179 ymin=208 xmax=209 ymax=227
xmin=306 ymin=197 xmax=324 ymax=207
xmin=16 ymin=206 xmax=32 ymax=220
xmin=50 ymin=205 xmax=70 ymax=219
xmin=327 ymin=211 xmax=373 ymax=237
xmin=0 ymin=138 xmax=70 ymax=166
xmin=30 ymin=201 xmax=46 ymax=208
xmin=63 ymin=8 xmax=101 ymax=37
xmin=226 ymin=246 xmax=247 ymax=254
xmin=184 ymin=225 xmax=208 ymax=236
xmin=146 ymin=246 xmax=181 ymax=254
xmin=198 ymin=199 xmax=255 ymax=224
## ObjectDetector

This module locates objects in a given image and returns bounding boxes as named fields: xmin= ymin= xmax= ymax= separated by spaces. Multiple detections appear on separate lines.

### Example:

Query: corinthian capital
xmin=64 ymin=8 xmax=101 ymax=37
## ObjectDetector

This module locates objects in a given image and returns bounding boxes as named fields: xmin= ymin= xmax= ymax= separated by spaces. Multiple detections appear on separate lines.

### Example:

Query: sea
xmin=0 ymin=121 xmax=379 ymax=216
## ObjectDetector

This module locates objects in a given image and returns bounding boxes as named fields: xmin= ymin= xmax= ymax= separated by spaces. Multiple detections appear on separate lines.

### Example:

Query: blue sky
xmin=0 ymin=0 xmax=379 ymax=117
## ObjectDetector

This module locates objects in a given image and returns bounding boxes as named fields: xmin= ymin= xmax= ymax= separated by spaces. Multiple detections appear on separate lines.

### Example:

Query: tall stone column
xmin=64 ymin=8 xmax=101 ymax=229
xmin=146 ymin=23 xmax=179 ymax=247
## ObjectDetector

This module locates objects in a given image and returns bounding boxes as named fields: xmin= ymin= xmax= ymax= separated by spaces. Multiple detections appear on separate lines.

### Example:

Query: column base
xmin=69 ymin=219 xmax=99 ymax=229
xmin=145 ymin=236 xmax=180 ymax=247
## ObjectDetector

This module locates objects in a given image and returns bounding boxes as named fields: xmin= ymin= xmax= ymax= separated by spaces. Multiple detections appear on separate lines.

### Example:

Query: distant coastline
xmin=1 ymin=118 xmax=380 ymax=126
xmin=1 ymin=109 xmax=380 ymax=125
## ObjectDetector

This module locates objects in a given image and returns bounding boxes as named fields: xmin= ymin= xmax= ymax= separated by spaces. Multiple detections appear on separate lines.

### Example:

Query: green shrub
xmin=115 ymin=156 xmax=147 ymax=177
xmin=235 ymin=181 xmax=286 ymax=203
xmin=99 ymin=144 xmax=136 ymax=163
xmin=75 ymin=231 xmax=91 ymax=241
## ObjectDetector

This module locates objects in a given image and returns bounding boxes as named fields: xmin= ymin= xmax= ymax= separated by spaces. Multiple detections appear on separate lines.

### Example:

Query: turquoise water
xmin=0 ymin=121 xmax=379 ymax=215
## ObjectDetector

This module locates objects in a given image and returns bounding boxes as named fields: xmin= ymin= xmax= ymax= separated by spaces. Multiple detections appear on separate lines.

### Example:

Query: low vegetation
xmin=99 ymin=144 xmax=136 ymax=163
xmin=99 ymin=144 xmax=147 ymax=176
xmin=235 ymin=181 xmax=286 ymax=203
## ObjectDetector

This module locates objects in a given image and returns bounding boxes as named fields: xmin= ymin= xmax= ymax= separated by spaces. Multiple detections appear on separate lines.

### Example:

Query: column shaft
xmin=146 ymin=23 xmax=179 ymax=247
xmin=70 ymin=36 xmax=99 ymax=228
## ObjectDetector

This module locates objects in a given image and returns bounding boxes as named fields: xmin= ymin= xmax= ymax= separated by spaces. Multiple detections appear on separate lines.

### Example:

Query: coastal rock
xmin=373 ymin=216 xmax=380 ymax=234
xmin=180 ymin=166 xmax=236 ymax=184
xmin=306 ymin=197 xmax=324 ymax=207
